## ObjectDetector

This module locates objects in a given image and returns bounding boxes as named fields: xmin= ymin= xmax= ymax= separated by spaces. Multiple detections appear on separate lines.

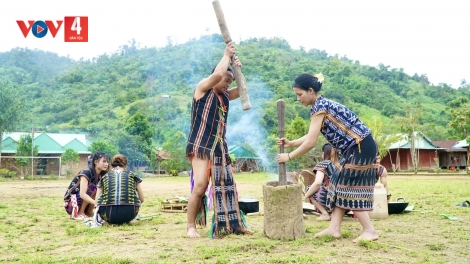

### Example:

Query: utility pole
xmin=31 ymin=125 xmax=34 ymax=179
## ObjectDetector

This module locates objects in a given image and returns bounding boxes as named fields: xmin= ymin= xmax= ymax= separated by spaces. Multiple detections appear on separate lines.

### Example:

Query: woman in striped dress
xmin=277 ymin=73 xmax=379 ymax=242
xmin=185 ymin=42 xmax=250 ymax=238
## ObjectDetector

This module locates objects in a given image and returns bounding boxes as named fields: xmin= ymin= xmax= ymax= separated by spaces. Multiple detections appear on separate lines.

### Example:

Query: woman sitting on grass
xmin=94 ymin=154 xmax=144 ymax=225
xmin=64 ymin=152 xmax=110 ymax=219
xmin=305 ymin=143 xmax=340 ymax=221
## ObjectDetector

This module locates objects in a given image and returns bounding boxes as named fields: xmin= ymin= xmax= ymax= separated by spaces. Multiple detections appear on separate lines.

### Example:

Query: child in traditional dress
xmin=305 ymin=143 xmax=340 ymax=221
xmin=64 ymin=152 xmax=109 ymax=219
xmin=186 ymin=42 xmax=250 ymax=238
xmin=277 ymin=73 xmax=379 ymax=242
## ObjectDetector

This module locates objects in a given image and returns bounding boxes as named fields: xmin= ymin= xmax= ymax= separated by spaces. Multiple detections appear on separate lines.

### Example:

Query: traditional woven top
xmin=310 ymin=96 xmax=371 ymax=152
xmin=186 ymin=89 xmax=231 ymax=164
xmin=97 ymin=170 xmax=142 ymax=206
xmin=313 ymin=160 xmax=337 ymax=190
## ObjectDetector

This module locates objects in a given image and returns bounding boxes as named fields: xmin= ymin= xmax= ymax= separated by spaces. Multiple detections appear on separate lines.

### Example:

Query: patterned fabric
xmin=64 ymin=181 xmax=97 ymax=217
xmin=186 ymin=89 xmax=231 ymax=165
xmin=326 ymin=134 xmax=379 ymax=211
xmin=63 ymin=169 xmax=102 ymax=216
xmin=98 ymin=205 xmax=139 ymax=224
xmin=97 ymin=170 xmax=142 ymax=206
xmin=209 ymin=155 xmax=251 ymax=238
xmin=310 ymin=96 xmax=371 ymax=153
xmin=308 ymin=160 xmax=337 ymax=208
xmin=377 ymin=165 xmax=385 ymax=180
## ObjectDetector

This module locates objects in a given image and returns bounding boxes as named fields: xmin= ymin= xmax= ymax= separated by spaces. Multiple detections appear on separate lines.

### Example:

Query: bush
xmin=0 ymin=169 xmax=9 ymax=177
xmin=0 ymin=169 xmax=16 ymax=178
xmin=135 ymin=171 xmax=144 ymax=178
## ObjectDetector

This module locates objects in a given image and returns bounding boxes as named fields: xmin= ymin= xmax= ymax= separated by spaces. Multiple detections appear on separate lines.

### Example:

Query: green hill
xmin=1 ymin=34 xmax=469 ymax=169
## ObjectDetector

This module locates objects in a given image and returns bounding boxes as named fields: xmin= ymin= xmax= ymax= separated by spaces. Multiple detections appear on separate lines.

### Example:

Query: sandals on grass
xmin=456 ymin=200 xmax=470 ymax=207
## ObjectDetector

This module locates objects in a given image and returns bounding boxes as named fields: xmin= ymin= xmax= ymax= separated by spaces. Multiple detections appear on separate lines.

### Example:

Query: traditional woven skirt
xmin=190 ymin=155 xmax=251 ymax=238
xmin=308 ymin=185 xmax=329 ymax=210
xmin=326 ymin=134 xmax=378 ymax=211
xmin=98 ymin=205 xmax=139 ymax=224
xmin=64 ymin=183 xmax=97 ymax=217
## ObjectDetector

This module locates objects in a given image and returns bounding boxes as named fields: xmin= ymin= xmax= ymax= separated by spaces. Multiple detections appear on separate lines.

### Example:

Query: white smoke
xmin=226 ymin=77 xmax=273 ymax=170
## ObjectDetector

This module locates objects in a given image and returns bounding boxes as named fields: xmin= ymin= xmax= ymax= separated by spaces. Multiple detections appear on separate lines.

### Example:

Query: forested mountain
xmin=1 ymin=34 xmax=469 ymax=170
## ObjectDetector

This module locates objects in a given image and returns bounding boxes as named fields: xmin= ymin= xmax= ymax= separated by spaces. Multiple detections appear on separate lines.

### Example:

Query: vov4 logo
xmin=16 ymin=16 xmax=88 ymax=42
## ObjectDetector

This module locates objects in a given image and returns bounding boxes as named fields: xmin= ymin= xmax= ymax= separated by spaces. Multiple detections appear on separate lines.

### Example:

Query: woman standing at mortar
xmin=277 ymin=73 xmax=379 ymax=242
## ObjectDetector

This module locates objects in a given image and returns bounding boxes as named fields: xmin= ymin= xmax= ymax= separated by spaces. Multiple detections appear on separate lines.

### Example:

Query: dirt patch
xmin=0 ymin=174 xmax=469 ymax=263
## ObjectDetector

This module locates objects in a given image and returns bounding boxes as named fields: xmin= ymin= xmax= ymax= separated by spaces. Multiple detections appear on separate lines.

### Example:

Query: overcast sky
xmin=1 ymin=0 xmax=468 ymax=88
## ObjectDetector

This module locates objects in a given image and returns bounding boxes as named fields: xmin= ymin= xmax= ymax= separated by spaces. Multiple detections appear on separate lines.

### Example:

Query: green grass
xmin=0 ymin=173 xmax=469 ymax=263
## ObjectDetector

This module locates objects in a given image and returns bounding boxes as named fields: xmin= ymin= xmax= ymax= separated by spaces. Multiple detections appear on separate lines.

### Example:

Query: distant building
xmin=381 ymin=132 xmax=441 ymax=171
xmin=228 ymin=145 xmax=260 ymax=172
xmin=382 ymin=132 xmax=469 ymax=171
xmin=1 ymin=132 xmax=91 ymax=176
xmin=432 ymin=140 xmax=468 ymax=169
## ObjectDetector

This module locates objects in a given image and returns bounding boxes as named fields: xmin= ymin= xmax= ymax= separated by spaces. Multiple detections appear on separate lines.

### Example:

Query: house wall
xmin=0 ymin=154 xmax=17 ymax=172
xmin=58 ymin=154 xmax=89 ymax=176
xmin=438 ymin=152 xmax=468 ymax=169
xmin=0 ymin=153 xmax=90 ymax=176
xmin=382 ymin=149 xmax=437 ymax=171
xmin=233 ymin=159 xmax=259 ymax=172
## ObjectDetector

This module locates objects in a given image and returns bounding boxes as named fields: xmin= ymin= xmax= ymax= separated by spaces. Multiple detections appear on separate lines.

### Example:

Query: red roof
xmin=432 ymin=140 xmax=458 ymax=149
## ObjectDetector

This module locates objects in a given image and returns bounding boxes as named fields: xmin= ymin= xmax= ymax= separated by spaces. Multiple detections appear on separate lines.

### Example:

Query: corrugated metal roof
xmin=388 ymin=132 xmax=441 ymax=150
xmin=432 ymin=140 xmax=459 ymax=149
xmin=228 ymin=145 xmax=260 ymax=159
xmin=452 ymin=139 xmax=469 ymax=149
xmin=1 ymin=132 xmax=90 ymax=154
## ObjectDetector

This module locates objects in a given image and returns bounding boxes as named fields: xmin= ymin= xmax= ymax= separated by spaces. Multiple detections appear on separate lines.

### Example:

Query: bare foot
xmin=317 ymin=214 xmax=331 ymax=221
xmin=187 ymin=226 xmax=200 ymax=238
xmin=352 ymin=231 xmax=378 ymax=243
xmin=314 ymin=228 xmax=341 ymax=238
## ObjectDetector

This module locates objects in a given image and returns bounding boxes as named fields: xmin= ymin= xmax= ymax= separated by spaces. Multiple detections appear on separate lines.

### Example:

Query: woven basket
xmin=300 ymin=169 xmax=316 ymax=190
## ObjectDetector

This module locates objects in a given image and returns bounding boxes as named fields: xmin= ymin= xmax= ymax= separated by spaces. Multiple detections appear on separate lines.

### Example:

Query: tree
xmin=394 ymin=103 xmax=423 ymax=174
xmin=364 ymin=116 xmax=403 ymax=159
xmin=114 ymin=133 xmax=151 ymax=170
xmin=447 ymin=97 xmax=470 ymax=139
xmin=161 ymin=131 xmax=190 ymax=175
xmin=125 ymin=112 xmax=153 ymax=145
xmin=89 ymin=141 xmax=119 ymax=157
xmin=13 ymin=134 xmax=38 ymax=178
xmin=284 ymin=115 xmax=325 ymax=170
xmin=0 ymin=79 xmax=28 ymax=168
xmin=62 ymin=148 xmax=80 ymax=177
xmin=123 ymin=112 xmax=154 ymax=165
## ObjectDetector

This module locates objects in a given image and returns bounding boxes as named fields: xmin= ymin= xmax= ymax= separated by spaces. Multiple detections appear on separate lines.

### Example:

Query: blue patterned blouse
xmin=310 ymin=96 xmax=371 ymax=152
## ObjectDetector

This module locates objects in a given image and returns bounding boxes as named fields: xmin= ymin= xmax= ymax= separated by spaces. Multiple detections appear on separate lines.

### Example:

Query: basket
xmin=160 ymin=198 xmax=188 ymax=213
xmin=300 ymin=169 xmax=316 ymax=190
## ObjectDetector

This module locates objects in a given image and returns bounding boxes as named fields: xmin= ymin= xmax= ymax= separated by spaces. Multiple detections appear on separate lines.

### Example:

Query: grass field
xmin=0 ymin=173 xmax=469 ymax=264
